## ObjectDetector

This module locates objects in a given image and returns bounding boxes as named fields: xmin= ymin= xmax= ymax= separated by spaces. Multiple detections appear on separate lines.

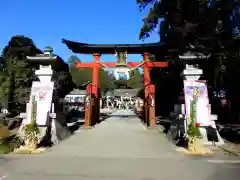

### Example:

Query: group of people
xmin=102 ymin=96 xmax=139 ymax=110
xmin=114 ymin=100 xmax=135 ymax=110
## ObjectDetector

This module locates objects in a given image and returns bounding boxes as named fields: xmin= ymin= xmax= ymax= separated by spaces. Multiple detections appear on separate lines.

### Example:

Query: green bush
xmin=188 ymin=122 xmax=201 ymax=138
xmin=187 ymin=100 xmax=201 ymax=141
xmin=0 ymin=137 xmax=21 ymax=154
xmin=24 ymin=123 xmax=39 ymax=135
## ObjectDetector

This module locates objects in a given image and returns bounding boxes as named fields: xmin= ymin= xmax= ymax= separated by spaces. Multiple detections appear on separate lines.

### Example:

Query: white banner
xmin=26 ymin=81 xmax=54 ymax=126
xmin=184 ymin=80 xmax=211 ymax=126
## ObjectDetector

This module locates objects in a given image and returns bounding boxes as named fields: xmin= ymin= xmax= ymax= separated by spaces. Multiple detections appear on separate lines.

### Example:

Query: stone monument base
xmin=176 ymin=139 xmax=214 ymax=156
xmin=50 ymin=118 xmax=71 ymax=144
xmin=18 ymin=118 xmax=71 ymax=147
xmin=14 ymin=146 xmax=49 ymax=154
xmin=199 ymin=126 xmax=225 ymax=146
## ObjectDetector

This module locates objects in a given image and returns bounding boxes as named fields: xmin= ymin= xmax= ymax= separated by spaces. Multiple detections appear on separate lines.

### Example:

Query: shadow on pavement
xmin=67 ymin=122 xmax=84 ymax=133
xmin=67 ymin=112 xmax=111 ymax=134
xmin=156 ymin=117 xmax=173 ymax=134
xmin=110 ymin=114 xmax=139 ymax=118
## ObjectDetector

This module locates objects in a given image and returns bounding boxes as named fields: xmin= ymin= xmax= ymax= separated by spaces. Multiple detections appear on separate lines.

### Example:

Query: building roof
xmin=68 ymin=89 xmax=86 ymax=95
xmin=113 ymin=89 xmax=140 ymax=97
xmin=62 ymin=39 xmax=168 ymax=54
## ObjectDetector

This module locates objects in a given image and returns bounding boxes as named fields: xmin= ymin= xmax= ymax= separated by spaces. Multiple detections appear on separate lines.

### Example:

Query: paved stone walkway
xmin=1 ymin=110 xmax=240 ymax=180
xmin=46 ymin=109 xmax=180 ymax=158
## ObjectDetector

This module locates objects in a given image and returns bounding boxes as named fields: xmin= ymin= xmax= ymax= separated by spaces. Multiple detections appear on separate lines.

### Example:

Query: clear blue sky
xmin=1 ymin=0 xmax=160 ymax=63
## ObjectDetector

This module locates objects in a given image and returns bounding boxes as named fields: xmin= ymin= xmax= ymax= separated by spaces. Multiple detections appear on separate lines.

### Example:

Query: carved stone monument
xmin=19 ymin=47 xmax=70 ymax=145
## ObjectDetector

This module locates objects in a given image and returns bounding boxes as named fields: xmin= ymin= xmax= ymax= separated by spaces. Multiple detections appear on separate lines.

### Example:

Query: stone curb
xmin=176 ymin=146 xmax=214 ymax=156
xmin=13 ymin=147 xmax=49 ymax=155
xmin=218 ymin=146 xmax=239 ymax=156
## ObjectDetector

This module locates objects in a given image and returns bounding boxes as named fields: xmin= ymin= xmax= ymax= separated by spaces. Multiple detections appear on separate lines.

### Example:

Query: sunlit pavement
xmin=1 ymin=110 xmax=240 ymax=180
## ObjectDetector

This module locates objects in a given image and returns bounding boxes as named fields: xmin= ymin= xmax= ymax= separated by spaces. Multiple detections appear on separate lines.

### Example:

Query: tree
xmin=70 ymin=65 xmax=114 ymax=93
xmin=127 ymin=69 xmax=143 ymax=89
xmin=70 ymin=67 xmax=92 ymax=87
xmin=0 ymin=37 xmax=75 ymax=115
xmin=68 ymin=55 xmax=81 ymax=68
xmin=99 ymin=69 xmax=116 ymax=92
xmin=113 ymin=69 xmax=143 ymax=89
xmin=0 ymin=35 xmax=41 ymax=115
xmin=137 ymin=0 xmax=239 ymax=41
xmin=52 ymin=55 xmax=75 ymax=99
xmin=114 ymin=79 xmax=130 ymax=89
xmin=0 ymin=72 xmax=9 ymax=108
xmin=136 ymin=0 xmax=240 ymax=118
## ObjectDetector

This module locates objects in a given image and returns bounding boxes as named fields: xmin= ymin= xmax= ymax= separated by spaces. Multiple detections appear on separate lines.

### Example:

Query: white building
xmin=63 ymin=89 xmax=86 ymax=113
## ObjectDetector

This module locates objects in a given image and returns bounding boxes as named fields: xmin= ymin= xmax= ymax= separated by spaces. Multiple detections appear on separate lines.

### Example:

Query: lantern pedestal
xmin=19 ymin=47 xmax=70 ymax=147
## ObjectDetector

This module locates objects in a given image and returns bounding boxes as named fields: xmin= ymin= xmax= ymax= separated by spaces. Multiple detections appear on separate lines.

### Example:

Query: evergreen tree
xmin=70 ymin=65 xmax=114 ymax=92
xmin=127 ymin=69 xmax=143 ymax=89
xmin=52 ymin=55 xmax=75 ymax=99
xmin=70 ymin=67 xmax=92 ymax=87
xmin=136 ymin=0 xmax=240 ymax=118
xmin=113 ymin=69 xmax=143 ymax=89
xmin=68 ymin=55 xmax=81 ymax=68
xmin=0 ymin=37 xmax=75 ymax=115
xmin=0 ymin=36 xmax=40 ymax=115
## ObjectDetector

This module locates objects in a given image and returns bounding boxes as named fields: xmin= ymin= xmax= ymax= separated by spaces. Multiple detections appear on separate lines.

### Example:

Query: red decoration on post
xmin=196 ymin=122 xmax=201 ymax=127
xmin=39 ymin=92 xmax=46 ymax=101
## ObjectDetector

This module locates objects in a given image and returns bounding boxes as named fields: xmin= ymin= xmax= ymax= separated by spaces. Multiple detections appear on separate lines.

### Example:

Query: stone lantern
xmin=179 ymin=51 xmax=209 ymax=81
xmin=179 ymin=50 xmax=225 ymax=145
xmin=22 ymin=46 xmax=60 ymax=144
xmin=26 ymin=46 xmax=57 ymax=84
xmin=174 ymin=51 xmax=208 ymax=117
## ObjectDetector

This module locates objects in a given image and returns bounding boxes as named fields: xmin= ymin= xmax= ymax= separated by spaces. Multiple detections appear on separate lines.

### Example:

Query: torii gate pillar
xmin=92 ymin=53 xmax=100 ymax=98
xmin=84 ymin=53 xmax=101 ymax=128
xmin=143 ymin=52 xmax=156 ymax=129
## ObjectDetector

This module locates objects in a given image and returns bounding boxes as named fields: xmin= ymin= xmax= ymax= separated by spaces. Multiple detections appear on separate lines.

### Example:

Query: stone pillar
xmin=182 ymin=64 xmax=203 ymax=81
xmin=181 ymin=64 xmax=224 ymax=145
xmin=25 ymin=48 xmax=56 ymax=127
xmin=35 ymin=65 xmax=53 ymax=84
xmin=106 ymin=96 xmax=110 ymax=108
xmin=20 ymin=46 xmax=72 ymax=145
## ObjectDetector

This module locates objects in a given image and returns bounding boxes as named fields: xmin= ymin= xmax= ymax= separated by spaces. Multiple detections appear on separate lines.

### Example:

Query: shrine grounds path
xmin=1 ymin=109 xmax=240 ymax=180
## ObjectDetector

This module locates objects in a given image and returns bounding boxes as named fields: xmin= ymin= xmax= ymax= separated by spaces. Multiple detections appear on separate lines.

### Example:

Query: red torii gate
xmin=62 ymin=39 xmax=168 ymax=129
